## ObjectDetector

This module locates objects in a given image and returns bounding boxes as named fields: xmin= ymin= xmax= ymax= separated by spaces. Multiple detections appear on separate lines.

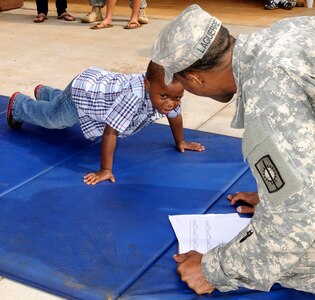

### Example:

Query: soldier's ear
xmin=184 ymin=72 xmax=203 ymax=87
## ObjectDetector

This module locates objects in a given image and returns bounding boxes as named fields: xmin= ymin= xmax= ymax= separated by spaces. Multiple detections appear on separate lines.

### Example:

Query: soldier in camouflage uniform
xmin=151 ymin=4 xmax=315 ymax=294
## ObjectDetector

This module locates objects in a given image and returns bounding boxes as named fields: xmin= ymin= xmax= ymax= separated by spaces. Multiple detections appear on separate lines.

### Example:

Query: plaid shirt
xmin=71 ymin=67 xmax=181 ymax=141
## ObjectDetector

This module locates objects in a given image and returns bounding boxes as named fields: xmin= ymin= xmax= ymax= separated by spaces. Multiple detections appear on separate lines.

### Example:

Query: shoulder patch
xmin=255 ymin=155 xmax=285 ymax=193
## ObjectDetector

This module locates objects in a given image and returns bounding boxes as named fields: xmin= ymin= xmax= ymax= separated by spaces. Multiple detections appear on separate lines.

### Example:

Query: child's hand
xmin=83 ymin=169 xmax=116 ymax=185
xmin=176 ymin=141 xmax=205 ymax=153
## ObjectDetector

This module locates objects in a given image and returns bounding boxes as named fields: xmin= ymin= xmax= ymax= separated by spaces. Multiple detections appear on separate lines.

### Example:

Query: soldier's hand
xmin=227 ymin=191 xmax=260 ymax=214
xmin=174 ymin=251 xmax=215 ymax=295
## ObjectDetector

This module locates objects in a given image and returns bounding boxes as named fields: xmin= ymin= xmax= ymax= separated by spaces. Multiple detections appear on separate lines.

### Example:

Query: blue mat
xmin=120 ymin=169 xmax=313 ymax=300
xmin=0 ymin=95 xmax=312 ymax=299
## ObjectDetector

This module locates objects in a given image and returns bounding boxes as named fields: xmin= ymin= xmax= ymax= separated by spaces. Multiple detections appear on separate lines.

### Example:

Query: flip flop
xmin=90 ymin=23 xmax=113 ymax=30
xmin=34 ymin=13 xmax=47 ymax=23
xmin=57 ymin=12 xmax=76 ymax=21
xmin=124 ymin=22 xmax=142 ymax=30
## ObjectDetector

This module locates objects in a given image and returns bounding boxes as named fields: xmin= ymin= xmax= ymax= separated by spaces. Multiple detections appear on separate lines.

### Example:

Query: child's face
xmin=144 ymin=77 xmax=184 ymax=115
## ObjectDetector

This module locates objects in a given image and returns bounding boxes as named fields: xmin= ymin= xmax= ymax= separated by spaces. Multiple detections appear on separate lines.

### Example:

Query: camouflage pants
xmin=89 ymin=0 xmax=147 ymax=9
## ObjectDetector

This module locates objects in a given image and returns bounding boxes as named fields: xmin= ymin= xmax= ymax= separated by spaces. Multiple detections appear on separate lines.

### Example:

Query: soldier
xmin=151 ymin=4 xmax=315 ymax=294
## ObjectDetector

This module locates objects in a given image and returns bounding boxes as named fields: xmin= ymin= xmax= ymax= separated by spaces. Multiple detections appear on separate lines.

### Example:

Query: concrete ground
xmin=0 ymin=1 xmax=313 ymax=299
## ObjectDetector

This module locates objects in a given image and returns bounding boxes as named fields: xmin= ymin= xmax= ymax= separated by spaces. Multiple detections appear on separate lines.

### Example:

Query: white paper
xmin=169 ymin=213 xmax=251 ymax=254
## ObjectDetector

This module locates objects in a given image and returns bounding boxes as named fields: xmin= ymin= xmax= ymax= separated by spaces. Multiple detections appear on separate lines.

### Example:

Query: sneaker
xmin=7 ymin=92 xmax=23 ymax=130
xmin=138 ymin=9 xmax=149 ymax=24
xmin=264 ymin=0 xmax=279 ymax=9
xmin=34 ymin=84 xmax=44 ymax=99
xmin=279 ymin=0 xmax=295 ymax=9
xmin=81 ymin=10 xmax=103 ymax=23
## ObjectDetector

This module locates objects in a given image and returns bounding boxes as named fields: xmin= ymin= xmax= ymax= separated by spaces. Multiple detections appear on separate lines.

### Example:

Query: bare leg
xmin=129 ymin=0 xmax=140 ymax=24
xmin=124 ymin=0 xmax=141 ymax=29
xmin=91 ymin=0 xmax=117 ymax=28
xmin=129 ymin=0 xmax=149 ymax=24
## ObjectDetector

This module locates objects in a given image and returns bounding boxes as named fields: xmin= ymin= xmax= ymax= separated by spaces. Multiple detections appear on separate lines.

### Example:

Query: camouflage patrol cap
xmin=151 ymin=4 xmax=222 ymax=84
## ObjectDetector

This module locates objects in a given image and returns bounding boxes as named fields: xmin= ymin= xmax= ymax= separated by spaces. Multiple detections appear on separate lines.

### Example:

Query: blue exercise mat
xmin=0 ymin=95 xmax=312 ymax=299
xmin=0 ymin=96 xmax=92 ymax=197
xmin=120 ymin=169 xmax=313 ymax=300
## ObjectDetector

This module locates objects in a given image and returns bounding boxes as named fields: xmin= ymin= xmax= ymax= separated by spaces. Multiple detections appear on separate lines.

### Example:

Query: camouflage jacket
xmin=202 ymin=17 xmax=315 ymax=293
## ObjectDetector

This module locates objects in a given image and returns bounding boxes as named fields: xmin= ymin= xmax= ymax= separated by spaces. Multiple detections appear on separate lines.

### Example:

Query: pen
xmin=239 ymin=229 xmax=253 ymax=243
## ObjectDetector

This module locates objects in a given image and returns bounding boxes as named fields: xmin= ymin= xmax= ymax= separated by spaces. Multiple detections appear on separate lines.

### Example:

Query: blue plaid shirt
xmin=71 ymin=67 xmax=181 ymax=141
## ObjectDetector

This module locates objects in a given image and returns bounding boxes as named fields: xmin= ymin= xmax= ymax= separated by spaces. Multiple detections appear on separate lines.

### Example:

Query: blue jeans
xmin=12 ymin=83 xmax=79 ymax=129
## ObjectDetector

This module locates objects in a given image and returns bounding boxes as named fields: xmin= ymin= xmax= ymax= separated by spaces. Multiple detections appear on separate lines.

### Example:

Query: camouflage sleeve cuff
xmin=201 ymin=246 xmax=239 ymax=292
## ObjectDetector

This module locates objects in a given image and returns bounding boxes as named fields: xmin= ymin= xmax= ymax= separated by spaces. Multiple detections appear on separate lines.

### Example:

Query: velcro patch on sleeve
xmin=255 ymin=155 xmax=285 ymax=193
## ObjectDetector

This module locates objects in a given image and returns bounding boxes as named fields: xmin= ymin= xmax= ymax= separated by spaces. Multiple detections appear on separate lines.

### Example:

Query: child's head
xmin=145 ymin=61 xmax=184 ymax=115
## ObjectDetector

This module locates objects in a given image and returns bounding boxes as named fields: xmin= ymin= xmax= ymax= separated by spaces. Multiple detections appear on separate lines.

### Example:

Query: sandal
xmin=90 ymin=22 xmax=113 ymax=29
xmin=124 ymin=22 xmax=142 ymax=30
xmin=264 ymin=0 xmax=279 ymax=9
xmin=57 ymin=12 xmax=75 ymax=21
xmin=279 ymin=0 xmax=295 ymax=9
xmin=34 ymin=13 xmax=47 ymax=23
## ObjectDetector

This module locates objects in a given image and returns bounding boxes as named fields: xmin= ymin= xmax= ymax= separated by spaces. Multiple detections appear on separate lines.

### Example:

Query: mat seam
xmin=0 ymin=140 xmax=100 ymax=199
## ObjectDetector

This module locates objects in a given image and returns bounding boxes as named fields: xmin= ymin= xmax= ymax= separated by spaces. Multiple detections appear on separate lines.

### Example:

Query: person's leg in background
xmin=124 ymin=0 xmax=141 ymax=29
xmin=129 ymin=0 xmax=149 ymax=24
xmin=90 ymin=0 xmax=117 ymax=29
xmin=34 ymin=0 xmax=48 ymax=23
xmin=35 ymin=0 xmax=48 ymax=15
xmin=81 ymin=0 xmax=105 ymax=23
xmin=56 ymin=0 xmax=76 ymax=21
